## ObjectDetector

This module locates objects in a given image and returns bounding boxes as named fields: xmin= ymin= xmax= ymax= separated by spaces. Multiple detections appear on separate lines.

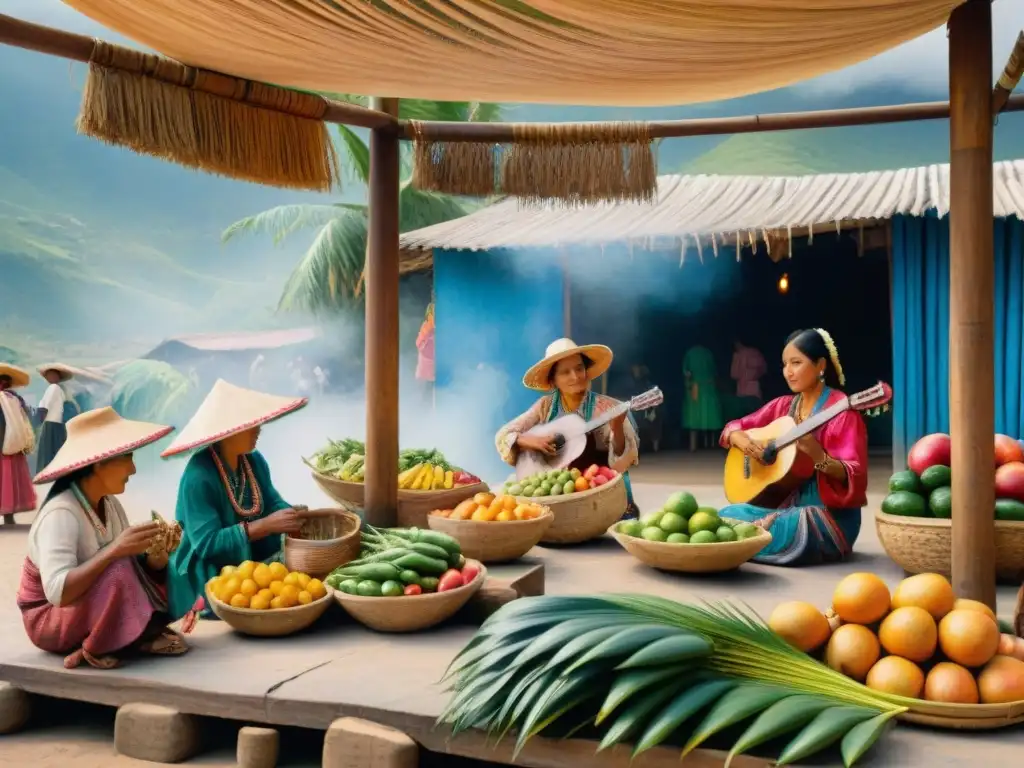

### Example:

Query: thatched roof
xmin=399 ymin=159 xmax=1024 ymax=261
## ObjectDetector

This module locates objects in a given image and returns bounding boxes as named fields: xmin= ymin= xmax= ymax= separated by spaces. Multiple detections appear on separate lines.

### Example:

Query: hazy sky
xmin=6 ymin=0 xmax=1022 ymax=100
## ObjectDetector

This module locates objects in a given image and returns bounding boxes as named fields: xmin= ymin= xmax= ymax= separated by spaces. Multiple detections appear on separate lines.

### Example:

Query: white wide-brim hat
xmin=522 ymin=338 xmax=613 ymax=392
xmin=34 ymin=407 xmax=174 ymax=484
xmin=161 ymin=379 xmax=307 ymax=458
xmin=36 ymin=363 xmax=77 ymax=382
xmin=0 ymin=363 xmax=31 ymax=389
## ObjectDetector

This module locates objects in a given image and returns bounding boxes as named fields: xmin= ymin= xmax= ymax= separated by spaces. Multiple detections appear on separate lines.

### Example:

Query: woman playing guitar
xmin=495 ymin=339 xmax=641 ymax=519
xmin=721 ymin=329 xmax=868 ymax=566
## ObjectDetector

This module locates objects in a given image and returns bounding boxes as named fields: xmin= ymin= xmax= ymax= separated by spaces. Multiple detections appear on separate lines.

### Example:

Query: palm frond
xmin=221 ymin=204 xmax=359 ymax=246
xmin=441 ymin=595 xmax=907 ymax=767
xmin=336 ymin=125 xmax=371 ymax=185
xmin=399 ymin=182 xmax=470 ymax=232
xmin=276 ymin=208 xmax=369 ymax=313
xmin=317 ymin=92 xmax=502 ymax=123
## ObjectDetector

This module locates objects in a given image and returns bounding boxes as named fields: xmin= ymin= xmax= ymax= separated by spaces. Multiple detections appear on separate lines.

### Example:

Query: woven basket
xmin=609 ymin=519 xmax=772 ymax=573
xmin=426 ymin=510 xmax=554 ymax=563
xmin=533 ymin=473 xmax=628 ymax=544
xmin=332 ymin=566 xmax=487 ymax=633
xmin=204 ymin=585 xmax=334 ymax=638
xmin=897 ymin=698 xmax=1024 ymax=729
xmin=283 ymin=508 xmax=361 ymax=578
xmin=875 ymin=511 xmax=1024 ymax=582
xmin=310 ymin=470 xmax=487 ymax=528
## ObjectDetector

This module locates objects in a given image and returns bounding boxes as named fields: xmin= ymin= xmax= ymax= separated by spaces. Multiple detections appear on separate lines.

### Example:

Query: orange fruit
xmin=269 ymin=596 xmax=285 ymax=610
xmin=832 ymin=573 xmax=891 ymax=625
xmin=220 ymin=565 xmax=237 ymax=577
xmin=252 ymin=563 xmax=273 ymax=588
xmin=496 ymin=510 xmax=515 ymax=521
xmin=768 ymin=601 xmax=831 ymax=653
xmin=924 ymin=662 xmax=979 ymax=703
xmin=239 ymin=578 xmax=259 ymax=597
xmin=503 ymin=495 xmax=517 ymax=511
xmin=891 ymin=573 xmax=955 ymax=620
xmin=878 ymin=606 xmax=938 ymax=662
xmin=283 ymin=572 xmax=302 ymax=587
xmin=229 ymin=593 xmax=250 ymax=609
xmin=977 ymin=655 xmax=1024 ymax=703
xmin=249 ymin=593 xmax=272 ymax=610
xmin=306 ymin=579 xmax=327 ymax=600
xmin=297 ymin=591 xmax=313 ymax=605
xmin=825 ymin=624 xmax=881 ymax=682
xmin=269 ymin=580 xmax=286 ymax=596
xmin=268 ymin=561 xmax=289 ymax=581
xmin=279 ymin=585 xmax=300 ymax=606
xmin=938 ymin=609 xmax=1001 ymax=668
xmin=865 ymin=656 xmax=925 ymax=698
xmin=473 ymin=492 xmax=495 ymax=506
xmin=953 ymin=598 xmax=997 ymax=623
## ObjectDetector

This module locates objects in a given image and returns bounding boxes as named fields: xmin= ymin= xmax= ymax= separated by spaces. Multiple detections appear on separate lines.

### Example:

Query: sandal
xmin=139 ymin=629 xmax=189 ymax=657
xmin=64 ymin=648 xmax=120 ymax=670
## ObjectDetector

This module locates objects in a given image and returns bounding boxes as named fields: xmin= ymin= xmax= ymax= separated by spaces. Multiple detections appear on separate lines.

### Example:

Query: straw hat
xmin=34 ymin=407 xmax=174 ymax=484
xmin=37 ymin=363 xmax=76 ymax=382
xmin=0 ymin=363 xmax=30 ymax=389
xmin=522 ymin=338 xmax=613 ymax=391
xmin=161 ymin=379 xmax=307 ymax=458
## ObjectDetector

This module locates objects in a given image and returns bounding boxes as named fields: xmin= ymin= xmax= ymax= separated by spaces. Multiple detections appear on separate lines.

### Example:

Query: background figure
xmin=728 ymin=338 xmax=768 ymax=422
xmin=629 ymin=364 xmax=662 ymax=452
xmin=35 ymin=365 xmax=74 ymax=474
xmin=682 ymin=344 xmax=723 ymax=451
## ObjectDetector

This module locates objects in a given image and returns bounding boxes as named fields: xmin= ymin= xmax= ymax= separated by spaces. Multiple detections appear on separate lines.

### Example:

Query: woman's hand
xmin=517 ymin=434 xmax=559 ymax=456
xmin=108 ymin=522 xmax=161 ymax=559
xmin=260 ymin=508 xmax=306 ymax=537
xmin=729 ymin=431 xmax=764 ymax=461
xmin=797 ymin=434 xmax=827 ymax=464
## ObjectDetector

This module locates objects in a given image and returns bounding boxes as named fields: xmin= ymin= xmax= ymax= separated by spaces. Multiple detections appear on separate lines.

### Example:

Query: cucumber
xmin=920 ymin=465 xmax=952 ymax=493
xmin=392 ymin=552 xmax=449 ymax=575
xmin=356 ymin=580 xmax=383 ymax=597
xmin=336 ymin=562 xmax=402 ymax=582
xmin=888 ymin=470 xmax=923 ymax=494
xmin=995 ymin=498 xmax=1024 ymax=521
xmin=928 ymin=486 xmax=952 ymax=518
xmin=881 ymin=490 xmax=928 ymax=517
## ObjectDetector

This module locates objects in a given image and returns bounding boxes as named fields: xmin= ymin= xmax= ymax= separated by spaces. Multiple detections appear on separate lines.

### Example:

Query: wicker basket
xmin=875 ymin=511 xmax=1024 ymax=582
xmin=898 ymin=698 xmax=1024 ymax=729
xmin=204 ymin=585 xmax=334 ymax=638
xmin=310 ymin=470 xmax=487 ymax=528
xmin=609 ymin=520 xmax=772 ymax=573
xmin=426 ymin=510 xmax=554 ymax=563
xmin=332 ymin=566 xmax=487 ymax=633
xmin=283 ymin=508 xmax=361 ymax=578
xmin=533 ymin=473 xmax=628 ymax=544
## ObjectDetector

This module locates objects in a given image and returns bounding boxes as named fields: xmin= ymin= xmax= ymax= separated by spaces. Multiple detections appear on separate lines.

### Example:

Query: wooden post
xmin=364 ymin=97 xmax=401 ymax=527
xmin=948 ymin=1 xmax=996 ymax=607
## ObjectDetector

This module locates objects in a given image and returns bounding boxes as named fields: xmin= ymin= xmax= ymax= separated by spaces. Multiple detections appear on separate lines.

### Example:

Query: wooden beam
xmin=0 ymin=13 xmax=397 ymax=131
xmin=364 ymin=97 xmax=401 ymax=527
xmin=949 ymin=1 xmax=996 ymax=608
xmin=993 ymin=31 xmax=1024 ymax=115
xmin=399 ymin=95 xmax=1024 ymax=143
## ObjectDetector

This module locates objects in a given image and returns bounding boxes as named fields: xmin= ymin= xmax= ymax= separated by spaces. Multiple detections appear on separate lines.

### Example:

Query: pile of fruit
xmin=616 ymin=490 xmax=761 ymax=544
xmin=307 ymin=439 xmax=480 ymax=490
xmin=501 ymin=464 xmax=617 ymax=499
xmin=882 ymin=432 xmax=1024 ymax=520
xmin=768 ymin=571 xmax=1024 ymax=704
xmin=325 ymin=525 xmax=482 ymax=597
xmin=207 ymin=561 xmax=329 ymax=610
xmin=431 ymin=492 xmax=548 ymax=522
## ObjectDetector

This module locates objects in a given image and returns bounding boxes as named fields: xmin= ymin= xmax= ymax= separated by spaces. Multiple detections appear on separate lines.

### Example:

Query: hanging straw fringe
xmin=77 ymin=42 xmax=338 ymax=192
xmin=410 ymin=121 xmax=656 ymax=206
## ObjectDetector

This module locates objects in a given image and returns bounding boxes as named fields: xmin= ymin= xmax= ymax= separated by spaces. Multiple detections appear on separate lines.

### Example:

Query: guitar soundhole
xmin=743 ymin=455 xmax=751 ymax=480
xmin=553 ymin=434 xmax=566 ymax=451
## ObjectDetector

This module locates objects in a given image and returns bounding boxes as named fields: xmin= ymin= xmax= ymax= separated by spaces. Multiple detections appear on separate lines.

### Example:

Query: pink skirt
xmin=0 ymin=453 xmax=36 ymax=516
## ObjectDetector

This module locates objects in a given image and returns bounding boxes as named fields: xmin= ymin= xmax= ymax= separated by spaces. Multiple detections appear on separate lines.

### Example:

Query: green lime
xmin=664 ymin=491 xmax=699 ymax=519
xmin=356 ymin=580 xmax=383 ymax=597
xmin=398 ymin=570 xmax=420 ymax=585
xmin=381 ymin=580 xmax=404 ymax=597
xmin=558 ymin=472 xmax=572 ymax=485
xmin=696 ymin=506 xmax=719 ymax=518
xmin=732 ymin=522 xmax=760 ymax=540
xmin=666 ymin=532 xmax=690 ymax=544
xmin=641 ymin=526 xmax=668 ymax=542
xmin=689 ymin=530 xmax=717 ymax=545
xmin=547 ymin=470 xmax=561 ymax=481
xmin=541 ymin=482 xmax=553 ymax=495
xmin=688 ymin=511 xmax=720 ymax=536
xmin=522 ymin=485 xmax=536 ymax=496
xmin=570 ymin=468 xmax=582 ymax=479
xmin=659 ymin=512 xmax=687 ymax=534
xmin=508 ymin=484 xmax=524 ymax=496
xmin=618 ymin=520 xmax=643 ymax=537
xmin=563 ymin=480 xmax=576 ymax=494
xmin=532 ymin=487 xmax=547 ymax=497
xmin=419 ymin=577 xmax=439 ymax=592
xmin=339 ymin=579 xmax=360 ymax=595
xmin=640 ymin=511 xmax=664 ymax=528
xmin=715 ymin=526 xmax=738 ymax=543
xmin=550 ymin=483 xmax=563 ymax=495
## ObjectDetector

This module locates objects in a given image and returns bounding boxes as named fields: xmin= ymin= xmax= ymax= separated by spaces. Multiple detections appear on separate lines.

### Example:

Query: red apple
xmin=598 ymin=466 xmax=616 ymax=480
xmin=994 ymin=434 xmax=1024 ymax=466
xmin=995 ymin=462 xmax=1024 ymax=503
xmin=907 ymin=433 xmax=952 ymax=475
xmin=584 ymin=464 xmax=600 ymax=480
xmin=592 ymin=474 xmax=608 ymax=487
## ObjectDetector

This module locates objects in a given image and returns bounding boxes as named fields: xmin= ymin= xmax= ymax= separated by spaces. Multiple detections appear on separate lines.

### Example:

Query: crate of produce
xmin=283 ymin=507 xmax=361 ymax=578
xmin=205 ymin=560 xmax=334 ymax=637
xmin=428 ymin=494 xmax=553 ymax=563
xmin=325 ymin=524 xmax=486 ymax=632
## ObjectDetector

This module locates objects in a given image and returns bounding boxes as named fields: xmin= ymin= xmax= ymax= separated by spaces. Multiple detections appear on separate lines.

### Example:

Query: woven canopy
xmin=64 ymin=0 xmax=962 ymax=107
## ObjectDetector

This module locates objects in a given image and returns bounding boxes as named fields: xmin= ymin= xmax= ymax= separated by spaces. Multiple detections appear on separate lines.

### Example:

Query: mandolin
xmin=515 ymin=387 xmax=664 ymax=480
xmin=723 ymin=382 xmax=892 ymax=507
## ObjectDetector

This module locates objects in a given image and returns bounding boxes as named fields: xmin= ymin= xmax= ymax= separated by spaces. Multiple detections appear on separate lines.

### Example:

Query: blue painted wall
xmin=433 ymin=248 xmax=565 ymax=483
xmin=891 ymin=213 xmax=1024 ymax=464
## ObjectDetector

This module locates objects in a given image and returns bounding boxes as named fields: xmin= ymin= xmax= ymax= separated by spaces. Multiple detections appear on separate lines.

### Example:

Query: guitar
xmin=515 ymin=387 xmax=664 ymax=480
xmin=723 ymin=381 xmax=893 ymax=507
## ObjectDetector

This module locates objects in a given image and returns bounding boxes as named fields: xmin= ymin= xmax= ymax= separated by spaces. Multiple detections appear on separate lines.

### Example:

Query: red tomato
xmin=598 ymin=466 xmax=616 ymax=479
xmin=461 ymin=560 xmax=482 ymax=584
xmin=592 ymin=474 xmax=608 ymax=486
xmin=584 ymin=464 xmax=600 ymax=479
xmin=438 ymin=569 xmax=465 ymax=592
xmin=403 ymin=584 xmax=423 ymax=596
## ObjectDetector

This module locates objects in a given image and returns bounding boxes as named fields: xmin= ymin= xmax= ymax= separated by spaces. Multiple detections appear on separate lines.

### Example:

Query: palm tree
xmin=223 ymin=98 xmax=502 ymax=313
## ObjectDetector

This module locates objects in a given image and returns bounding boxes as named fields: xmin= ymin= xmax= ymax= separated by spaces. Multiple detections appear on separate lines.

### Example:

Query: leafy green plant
xmin=441 ymin=595 xmax=907 ymax=766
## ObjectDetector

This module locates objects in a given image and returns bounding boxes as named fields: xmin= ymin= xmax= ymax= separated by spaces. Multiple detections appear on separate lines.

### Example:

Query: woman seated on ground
xmin=163 ymin=380 xmax=310 ymax=619
xmin=17 ymin=407 xmax=189 ymax=670
xmin=719 ymin=329 xmax=868 ymax=566
xmin=1 ymin=364 xmax=38 ymax=523
xmin=495 ymin=338 xmax=641 ymax=519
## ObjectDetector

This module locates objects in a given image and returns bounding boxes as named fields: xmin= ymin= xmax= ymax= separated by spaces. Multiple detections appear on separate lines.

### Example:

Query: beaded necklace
xmin=210 ymin=449 xmax=263 ymax=518
xmin=71 ymin=482 xmax=109 ymax=541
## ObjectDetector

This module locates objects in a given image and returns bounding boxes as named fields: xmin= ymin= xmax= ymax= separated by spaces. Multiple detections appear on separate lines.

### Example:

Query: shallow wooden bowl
xmin=332 ymin=566 xmax=487 ymax=633
xmin=427 ymin=510 xmax=554 ymax=563
xmin=609 ymin=520 xmax=772 ymax=573
xmin=529 ymin=474 xmax=628 ymax=544
xmin=204 ymin=584 xmax=334 ymax=638
xmin=897 ymin=697 xmax=1024 ymax=729
xmin=875 ymin=511 xmax=1024 ymax=582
